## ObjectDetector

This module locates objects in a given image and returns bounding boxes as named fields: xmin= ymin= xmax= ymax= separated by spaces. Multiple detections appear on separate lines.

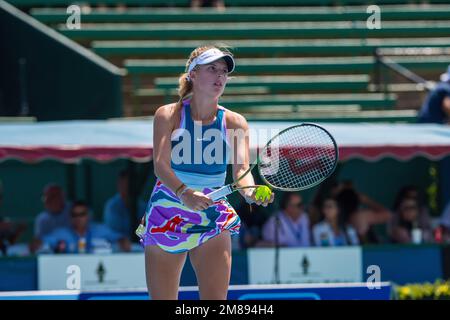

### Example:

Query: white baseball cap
xmin=186 ymin=48 xmax=235 ymax=81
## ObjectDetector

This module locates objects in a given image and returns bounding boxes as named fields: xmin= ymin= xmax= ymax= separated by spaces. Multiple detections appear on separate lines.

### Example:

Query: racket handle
xmin=207 ymin=185 xmax=233 ymax=201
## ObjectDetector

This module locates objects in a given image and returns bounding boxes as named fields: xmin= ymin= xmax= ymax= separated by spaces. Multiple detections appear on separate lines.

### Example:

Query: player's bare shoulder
xmin=154 ymin=103 xmax=179 ymax=129
xmin=225 ymin=109 xmax=249 ymax=131
xmin=154 ymin=103 xmax=177 ymax=119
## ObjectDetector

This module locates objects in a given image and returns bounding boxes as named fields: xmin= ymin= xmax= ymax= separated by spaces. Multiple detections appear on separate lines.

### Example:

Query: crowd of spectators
xmin=0 ymin=170 xmax=145 ymax=256
xmin=1 ymin=174 xmax=450 ymax=256
xmin=238 ymin=181 xmax=450 ymax=250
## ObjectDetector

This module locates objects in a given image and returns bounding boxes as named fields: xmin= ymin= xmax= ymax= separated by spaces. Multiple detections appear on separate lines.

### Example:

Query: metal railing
xmin=373 ymin=47 xmax=450 ymax=99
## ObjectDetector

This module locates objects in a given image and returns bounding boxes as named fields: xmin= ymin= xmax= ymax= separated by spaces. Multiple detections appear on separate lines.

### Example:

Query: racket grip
xmin=207 ymin=185 xmax=233 ymax=201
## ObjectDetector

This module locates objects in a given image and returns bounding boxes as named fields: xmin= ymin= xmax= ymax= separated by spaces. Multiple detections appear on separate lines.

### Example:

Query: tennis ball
xmin=255 ymin=186 xmax=272 ymax=202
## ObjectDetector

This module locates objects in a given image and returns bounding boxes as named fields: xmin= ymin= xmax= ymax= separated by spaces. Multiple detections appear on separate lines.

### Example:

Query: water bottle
xmin=411 ymin=222 xmax=422 ymax=244
xmin=78 ymin=237 xmax=87 ymax=253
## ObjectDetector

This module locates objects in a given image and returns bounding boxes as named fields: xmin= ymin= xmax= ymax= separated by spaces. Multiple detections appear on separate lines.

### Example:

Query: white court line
xmin=0 ymin=282 xmax=390 ymax=298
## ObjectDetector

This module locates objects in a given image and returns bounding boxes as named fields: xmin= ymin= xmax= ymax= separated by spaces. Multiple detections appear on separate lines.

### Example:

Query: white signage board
xmin=248 ymin=246 xmax=363 ymax=284
xmin=38 ymin=253 xmax=146 ymax=291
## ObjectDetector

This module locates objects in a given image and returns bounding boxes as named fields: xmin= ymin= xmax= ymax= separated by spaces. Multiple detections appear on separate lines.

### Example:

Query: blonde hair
xmin=175 ymin=44 xmax=234 ymax=111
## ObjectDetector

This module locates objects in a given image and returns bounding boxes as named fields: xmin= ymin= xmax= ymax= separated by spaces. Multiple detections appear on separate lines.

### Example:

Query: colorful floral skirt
xmin=140 ymin=180 xmax=241 ymax=254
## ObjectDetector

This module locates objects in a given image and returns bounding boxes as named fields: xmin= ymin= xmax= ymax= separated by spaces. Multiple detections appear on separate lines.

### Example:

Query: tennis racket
xmin=206 ymin=123 xmax=338 ymax=202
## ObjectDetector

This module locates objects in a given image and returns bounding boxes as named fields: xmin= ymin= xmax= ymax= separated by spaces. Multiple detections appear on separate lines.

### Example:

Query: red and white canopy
xmin=0 ymin=120 xmax=449 ymax=163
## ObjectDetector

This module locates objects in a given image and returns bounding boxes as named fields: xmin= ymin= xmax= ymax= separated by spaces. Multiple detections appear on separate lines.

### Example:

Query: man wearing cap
xmin=418 ymin=65 xmax=450 ymax=124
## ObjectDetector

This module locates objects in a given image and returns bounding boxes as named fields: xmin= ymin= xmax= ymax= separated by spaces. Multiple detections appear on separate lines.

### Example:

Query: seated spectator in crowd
xmin=417 ymin=65 xmax=450 ymax=124
xmin=313 ymin=196 xmax=359 ymax=246
xmin=308 ymin=180 xmax=338 ymax=228
xmin=43 ymin=200 xmax=131 ymax=254
xmin=30 ymin=184 xmax=72 ymax=253
xmin=390 ymin=197 xmax=433 ymax=244
xmin=103 ymin=170 xmax=146 ymax=239
xmin=34 ymin=184 xmax=71 ymax=239
xmin=0 ymin=180 xmax=26 ymax=255
xmin=336 ymin=184 xmax=391 ymax=245
xmin=0 ymin=217 xmax=26 ymax=256
xmin=308 ymin=180 xmax=353 ymax=228
xmin=393 ymin=185 xmax=429 ymax=214
xmin=392 ymin=185 xmax=432 ymax=234
xmin=259 ymin=192 xmax=311 ymax=248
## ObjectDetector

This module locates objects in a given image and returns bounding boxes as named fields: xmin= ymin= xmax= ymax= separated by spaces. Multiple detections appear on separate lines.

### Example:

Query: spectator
xmin=393 ymin=185 xmax=432 ymax=234
xmin=259 ymin=192 xmax=311 ymax=247
xmin=308 ymin=180 xmax=355 ymax=228
xmin=417 ymin=65 xmax=450 ymax=124
xmin=0 ymin=180 xmax=26 ymax=255
xmin=34 ymin=184 xmax=71 ymax=240
xmin=336 ymin=184 xmax=391 ymax=244
xmin=308 ymin=180 xmax=339 ymax=228
xmin=191 ymin=0 xmax=225 ymax=11
xmin=103 ymin=170 xmax=146 ymax=239
xmin=42 ymin=200 xmax=131 ymax=254
xmin=313 ymin=196 xmax=359 ymax=246
xmin=390 ymin=197 xmax=433 ymax=244
xmin=30 ymin=184 xmax=72 ymax=253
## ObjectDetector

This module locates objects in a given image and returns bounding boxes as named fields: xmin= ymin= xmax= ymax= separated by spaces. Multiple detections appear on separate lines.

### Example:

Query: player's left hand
xmin=244 ymin=186 xmax=274 ymax=207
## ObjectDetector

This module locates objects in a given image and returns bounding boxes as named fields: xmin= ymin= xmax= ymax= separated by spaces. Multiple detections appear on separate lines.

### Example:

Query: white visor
xmin=186 ymin=48 xmax=235 ymax=81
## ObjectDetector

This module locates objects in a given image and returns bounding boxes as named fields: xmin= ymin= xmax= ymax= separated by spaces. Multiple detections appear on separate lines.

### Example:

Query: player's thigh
xmin=189 ymin=230 xmax=232 ymax=299
xmin=144 ymin=244 xmax=187 ymax=300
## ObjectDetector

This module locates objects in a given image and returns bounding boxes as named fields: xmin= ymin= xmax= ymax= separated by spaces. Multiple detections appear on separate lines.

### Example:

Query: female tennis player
xmin=139 ymin=45 xmax=274 ymax=300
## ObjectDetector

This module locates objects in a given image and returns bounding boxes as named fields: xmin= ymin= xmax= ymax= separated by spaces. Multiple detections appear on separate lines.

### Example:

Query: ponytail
xmin=175 ymin=72 xmax=193 ymax=111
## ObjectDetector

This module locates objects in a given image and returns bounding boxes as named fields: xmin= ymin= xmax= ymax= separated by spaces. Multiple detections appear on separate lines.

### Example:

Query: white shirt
xmin=312 ymin=221 xmax=359 ymax=246
xmin=262 ymin=210 xmax=311 ymax=247
xmin=34 ymin=203 xmax=72 ymax=239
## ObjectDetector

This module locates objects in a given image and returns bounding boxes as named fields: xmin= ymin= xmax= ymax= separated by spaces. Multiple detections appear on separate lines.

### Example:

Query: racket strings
xmin=259 ymin=125 xmax=337 ymax=190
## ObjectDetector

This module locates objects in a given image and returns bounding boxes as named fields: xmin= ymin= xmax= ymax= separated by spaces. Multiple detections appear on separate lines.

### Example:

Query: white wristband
xmin=179 ymin=187 xmax=191 ymax=198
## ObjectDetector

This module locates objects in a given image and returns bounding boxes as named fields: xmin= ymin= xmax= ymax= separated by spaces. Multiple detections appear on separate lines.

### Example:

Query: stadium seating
xmin=57 ymin=22 xmax=450 ymax=41
xmin=29 ymin=6 xmax=450 ymax=24
xmin=89 ymin=38 xmax=450 ymax=58
xmin=6 ymin=0 xmax=450 ymax=122
xmin=241 ymin=109 xmax=417 ymax=123
xmin=155 ymin=75 xmax=370 ymax=92
xmin=124 ymin=56 xmax=450 ymax=75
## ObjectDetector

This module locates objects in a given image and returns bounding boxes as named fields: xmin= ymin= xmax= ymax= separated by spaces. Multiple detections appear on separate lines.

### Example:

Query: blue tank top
xmin=171 ymin=99 xmax=231 ymax=177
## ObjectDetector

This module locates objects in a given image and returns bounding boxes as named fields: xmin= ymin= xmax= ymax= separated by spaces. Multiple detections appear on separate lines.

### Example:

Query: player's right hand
xmin=180 ymin=189 xmax=214 ymax=211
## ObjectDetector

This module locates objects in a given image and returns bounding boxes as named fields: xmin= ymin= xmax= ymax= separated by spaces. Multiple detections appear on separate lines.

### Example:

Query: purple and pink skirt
xmin=140 ymin=180 xmax=241 ymax=254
